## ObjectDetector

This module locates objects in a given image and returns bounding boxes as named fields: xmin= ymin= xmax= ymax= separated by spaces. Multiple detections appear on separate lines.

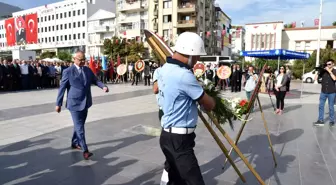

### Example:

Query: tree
xmin=151 ymin=50 xmax=160 ymax=63
xmin=254 ymin=58 xmax=288 ymax=70
xmin=333 ymin=21 xmax=336 ymax=26
xmin=40 ymin=51 xmax=55 ymax=59
xmin=57 ymin=51 xmax=72 ymax=61
xmin=103 ymin=36 xmax=146 ymax=63
xmin=292 ymin=48 xmax=336 ymax=79
xmin=284 ymin=24 xmax=293 ymax=28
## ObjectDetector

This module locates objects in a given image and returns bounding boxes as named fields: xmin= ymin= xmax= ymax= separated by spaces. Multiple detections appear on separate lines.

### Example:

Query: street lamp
xmin=315 ymin=0 xmax=323 ymax=84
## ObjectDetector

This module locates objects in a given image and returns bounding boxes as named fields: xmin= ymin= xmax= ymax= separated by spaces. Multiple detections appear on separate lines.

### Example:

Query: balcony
xmin=177 ymin=3 xmax=197 ymax=13
xmin=88 ymin=39 xmax=105 ymax=46
xmin=88 ymin=26 xmax=115 ymax=33
xmin=176 ymin=19 xmax=197 ymax=28
xmin=119 ymin=1 xmax=147 ymax=12
xmin=154 ymin=9 xmax=158 ymax=18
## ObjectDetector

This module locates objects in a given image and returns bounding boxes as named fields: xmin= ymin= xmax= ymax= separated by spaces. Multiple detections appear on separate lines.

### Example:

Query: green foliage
xmin=292 ymin=48 xmax=336 ymax=79
xmin=333 ymin=21 xmax=336 ymax=26
xmin=40 ymin=51 xmax=56 ymax=59
xmin=254 ymin=58 xmax=288 ymax=70
xmin=150 ymin=50 xmax=160 ymax=63
xmin=284 ymin=24 xmax=293 ymax=28
xmin=57 ymin=51 xmax=72 ymax=61
xmin=103 ymin=36 xmax=145 ymax=63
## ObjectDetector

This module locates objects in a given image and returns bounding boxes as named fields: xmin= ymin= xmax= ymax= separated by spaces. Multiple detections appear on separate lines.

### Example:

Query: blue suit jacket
xmin=56 ymin=65 xmax=106 ymax=111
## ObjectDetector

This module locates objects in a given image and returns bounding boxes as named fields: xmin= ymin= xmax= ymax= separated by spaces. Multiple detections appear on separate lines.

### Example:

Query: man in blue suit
xmin=55 ymin=51 xmax=109 ymax=160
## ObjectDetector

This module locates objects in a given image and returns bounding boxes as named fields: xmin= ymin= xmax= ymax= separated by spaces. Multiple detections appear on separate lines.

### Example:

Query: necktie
xmin=79 ymin=67 xmax=87 ymax=84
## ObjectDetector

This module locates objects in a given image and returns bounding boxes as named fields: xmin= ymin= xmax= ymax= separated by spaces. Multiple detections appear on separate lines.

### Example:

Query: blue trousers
xmin=318 ymin=92 xmax=336 ymax=122
xmin=246 ymin=91 xmax=254 ymax=112
xmin=70 ymin=109 xmax=89 ymax=152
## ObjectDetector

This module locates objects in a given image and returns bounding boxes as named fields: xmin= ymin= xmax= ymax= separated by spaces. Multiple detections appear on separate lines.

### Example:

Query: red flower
xmin=239 ymin=100 xmax=247 ymax=107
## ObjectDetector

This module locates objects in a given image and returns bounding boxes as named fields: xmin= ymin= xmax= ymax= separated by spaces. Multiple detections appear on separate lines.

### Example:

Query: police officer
xmin=157 ymin=32 xmax=216 ymax=184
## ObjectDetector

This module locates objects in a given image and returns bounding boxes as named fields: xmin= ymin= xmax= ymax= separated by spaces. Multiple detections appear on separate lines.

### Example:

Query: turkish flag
xmin=25 ymin=13 xmax=38 ymax=44
xmin=4 ymin=18 xmax=15 ymax=46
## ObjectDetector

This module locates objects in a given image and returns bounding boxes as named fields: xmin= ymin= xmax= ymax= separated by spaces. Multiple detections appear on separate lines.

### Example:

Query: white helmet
xmin=174 ymin=32 xmax=207 ymax=56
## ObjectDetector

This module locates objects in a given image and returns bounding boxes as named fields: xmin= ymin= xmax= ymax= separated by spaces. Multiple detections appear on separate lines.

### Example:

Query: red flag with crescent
xmin=25 ymin=13 xmax=38 ymax=44
xmin=5 ymin=18 xmax=15 ymax=46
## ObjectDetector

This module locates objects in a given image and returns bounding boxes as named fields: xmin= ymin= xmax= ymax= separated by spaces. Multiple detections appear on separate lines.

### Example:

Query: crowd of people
xmin=0 ymin=59 xmax=160 ymax=92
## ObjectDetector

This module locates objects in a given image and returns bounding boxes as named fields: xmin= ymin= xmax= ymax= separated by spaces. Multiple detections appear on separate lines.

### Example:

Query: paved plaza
xmin=0 ymin=82 xmax=335 ymax=185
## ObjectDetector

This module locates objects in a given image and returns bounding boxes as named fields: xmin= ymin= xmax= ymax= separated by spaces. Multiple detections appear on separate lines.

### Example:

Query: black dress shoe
xmin=330 ymin=122 xmax=335 ymax=127
xmin=71 ymin=145 xmax=81 ymax=150
xmin=83 ymin=152 xmax=93 ymax=160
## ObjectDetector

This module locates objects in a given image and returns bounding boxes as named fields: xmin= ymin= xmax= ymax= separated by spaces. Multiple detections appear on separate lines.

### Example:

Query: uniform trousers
xmin=160 ymin=130 xmax=205 ymax=185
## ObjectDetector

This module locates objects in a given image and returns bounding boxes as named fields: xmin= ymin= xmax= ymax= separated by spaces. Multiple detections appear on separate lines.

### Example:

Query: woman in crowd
xmin=274 ymin=66 xmax=289 ymax=115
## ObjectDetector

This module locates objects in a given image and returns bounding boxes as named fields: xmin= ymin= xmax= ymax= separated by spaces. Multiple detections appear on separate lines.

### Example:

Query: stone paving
xmin=0 ymin=82 xmax=335 ymax=185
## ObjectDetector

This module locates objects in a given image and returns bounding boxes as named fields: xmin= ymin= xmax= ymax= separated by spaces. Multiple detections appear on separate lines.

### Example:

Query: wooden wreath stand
xmin=144 ymin=29 xmax=276 ymax=185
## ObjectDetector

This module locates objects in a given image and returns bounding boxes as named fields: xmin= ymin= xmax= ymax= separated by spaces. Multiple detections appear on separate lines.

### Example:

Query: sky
xmin=1 ymin=0 xmax=336 ymax=26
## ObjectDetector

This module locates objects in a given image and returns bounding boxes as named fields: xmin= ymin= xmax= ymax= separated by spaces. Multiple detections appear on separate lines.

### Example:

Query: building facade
xmin=282 ymin=26 xmax=336 ymax=53
xmin=215 ymin=5 xmax=231 ymax=56
xmin=116 ymin=0 xmax=148 ymax=41
xmin=87 ymin=9 xmax=116 ymax=56
xmin=244 ymin=21 xmax=336 ymax=61
xmin=230 ymin=25 xmax=245 ymax=55
xmin=0 ymin=0 xmax=115 ymax=56
xmin=147 ymin=0 xmax=219 ymax=55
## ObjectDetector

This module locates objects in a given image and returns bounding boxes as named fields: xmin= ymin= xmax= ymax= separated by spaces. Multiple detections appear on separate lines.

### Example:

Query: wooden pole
xmin=206 ymin=112 xmax=266 ymax=185
xmin=256 ymin=96 xmax=277 ymax=167
xmin=198 ymin=110 xmax=246 ymax=183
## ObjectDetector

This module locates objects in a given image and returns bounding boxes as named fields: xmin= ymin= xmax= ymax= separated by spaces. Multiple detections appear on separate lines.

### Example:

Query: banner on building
xmin=25 ymin=13 xmax=38 ymax=44
xmin=4 ymin=13 xmax=38 ymax=46
xmin=4 ymin=18 xmax=15 ymax=46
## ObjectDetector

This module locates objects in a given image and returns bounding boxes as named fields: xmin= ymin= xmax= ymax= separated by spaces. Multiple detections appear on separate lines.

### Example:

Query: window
xmin=64 ymin=12 xmax=67 ymax=18
xmin=69 ymin=34 xmax=71 ymax=40
xmin=56 ymin=14 xmax=58 ymax=19
xmin=61 ymin=35 xmax=63 ymax=41
xmin=69 ymin=23 xmax=71 ymax=28
xmin=73 ymin=22 xmax=76 ymax=28
xmin=163 ymin=15 xmax=172 ymax=23
xmin=295 ymin=41 xmax=301 ymax=50
xmin=69 ymin=11 xmax=71 ymax=17
xmin=265 ymin=34 xmax=270 ymax=49
xmin=52 ymin=26 xmax=55 ymax=31
xmin=52 ymin=15 xmax=54 ymax=20
xmin=41 ymin=38 xmax=43 ymax=42
xmin=48 ymin=15 xmax=50 ymax=21
xmin=78 ymin=33 xmax=80 ymax=39
xmin=78 ymin=10 xmax=80 ymax=15
xmin=56 ymin=25 xmax=59 ymax=30
xmin=252 ymin=35 xmax=256 ymax=49
xmin=38 ymin=38 xmax=40 ymax=43
xmin=82 ymin=21 xmax=85 ymax=27
xmin=163 ymin=0 xmax=172 ymax=8
xmin=64 ymin=24 xmax=67 ymax=29
xmin=60 ymin=13 xmax=62 ymax=19
xmin=163 ymin=30 xmax=169 ymax=38
xmin=82 ymin=9 xmax=85 ymax=14
xmin=261 ymin=34 xmax=265 ymax=48
xmin=57 ymin=36 xmax=59 ymax=41
xmin=73 ymin=10 xmax=75 ymax=16
xmin=73 ymin=34 xmax=76 ymax=39
xmin=82 ymin=33 xmax=85 ymax=39
xmin=49 ymin=37 xmax=51 ymax=42
xmin=65 ymin=35 xmax=67 ymax=41
xmin=38 ymin=18 xmax=39 ymax=22
xmin=78 ymin=21 xmax=80 ymax=27
xmin=305 ymin=41 xmax=311 ymax=50
xmin=53 ymin=37 xmax=55 ymax=42
xmin=38 ymin=28 xmax=40 ymax=33
xmin=44 ymin=27 xmax=47 ymax=32
xmin=270 ymin=34 xmax=274 ymax=49
xmin=256 ymin=34 xmax=260 ymax=48
xmin=48 ymin=26 xmax=51 ymax=32
xmin=44 ymin=16 xmax=46 ymax=21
